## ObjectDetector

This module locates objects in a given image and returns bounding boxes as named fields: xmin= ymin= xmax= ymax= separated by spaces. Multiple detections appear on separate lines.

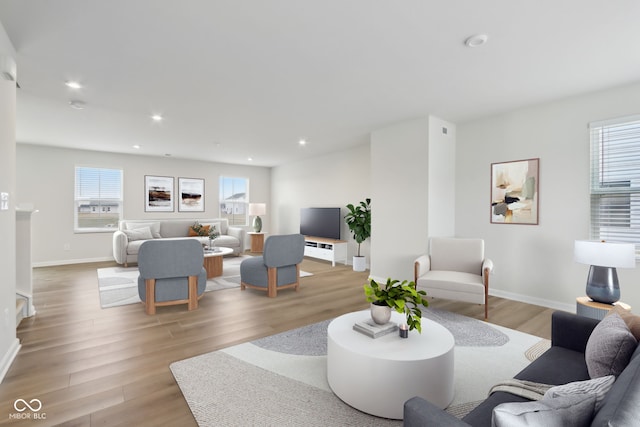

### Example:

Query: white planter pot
xmin=353 ymin=256 xmax=367 ymax=272
xmin=370 ymin=303 xmax=392 ymax=325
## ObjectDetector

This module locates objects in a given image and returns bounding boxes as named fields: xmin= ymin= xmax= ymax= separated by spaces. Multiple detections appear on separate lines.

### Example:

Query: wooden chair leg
xmin=295 ymin=264 xmax=300 ymax=292
xmin=187 ymin=275 xmax=198 ymax=311
xmin=145 ymin=278 xmax=156 ymax=315
xmin=267 ymin=267 xmax=277 ymax=297
xmin=483 ymin=267 xmax=490 ymax=320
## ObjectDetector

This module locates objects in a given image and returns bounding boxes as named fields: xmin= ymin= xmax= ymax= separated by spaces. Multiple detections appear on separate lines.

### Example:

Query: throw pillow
xmin=123 ymin=227 xmax=153 ymax=242
xmin=491 ymin=393 xmax=596 ymax=427
xmin=125 ymin=221 xmax=161 ymax=238
xmin=188 ymin=224 xmax=210 ymax=236
xmin=585 ymin=313 xmax=637 ymax=378
xmin=607 ymin=305 xmax=640 ymax=341
xmin=544 ymin=375 xmax=615 ymax=411
xmin=202 ymin=222 xmax=221 ymax=236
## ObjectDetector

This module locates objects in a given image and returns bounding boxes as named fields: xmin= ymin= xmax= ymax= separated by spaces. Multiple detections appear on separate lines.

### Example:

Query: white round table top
xmin=328 ymin=309 xmax=455 ymax=361
xmin=203 ymin=246 xmax=233 ymax=257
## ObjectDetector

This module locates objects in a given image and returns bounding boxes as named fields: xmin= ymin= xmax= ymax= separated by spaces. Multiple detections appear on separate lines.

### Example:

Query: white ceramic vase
xmin=370 ymin=303 xmax=392 ymax=325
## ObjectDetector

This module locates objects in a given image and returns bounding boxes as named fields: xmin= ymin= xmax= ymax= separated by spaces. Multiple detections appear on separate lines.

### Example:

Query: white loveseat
xmin=112 ymin=218 xmax=245 ymax=266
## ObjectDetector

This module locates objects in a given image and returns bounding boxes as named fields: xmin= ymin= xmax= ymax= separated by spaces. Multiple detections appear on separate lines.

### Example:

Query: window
xmin=75 ymin=167 xmax=123 ymax=232
xmin=589 ymin=115 xmax=640 ymax=256
xmin=219 ymin=176 xmax=248 ymax=226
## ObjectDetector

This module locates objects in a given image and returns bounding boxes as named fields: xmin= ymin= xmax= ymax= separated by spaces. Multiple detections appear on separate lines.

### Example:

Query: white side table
xmin=327 ymin=310 xmax=454 ymax=419
xmin=576 ymin=296 xmax=631 ymax=320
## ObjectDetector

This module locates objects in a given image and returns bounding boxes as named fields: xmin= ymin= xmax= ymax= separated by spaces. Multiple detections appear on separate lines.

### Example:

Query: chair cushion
xmin=429 ymin=238 xmax=484 ymax=275
xmin=417 ymin=270 xmax=485 ymax=294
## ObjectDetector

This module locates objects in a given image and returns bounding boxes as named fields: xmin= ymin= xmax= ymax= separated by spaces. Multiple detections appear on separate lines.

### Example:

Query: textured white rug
xmin=96 ymin=256 xmax=312 ymax=308
xmin=170 ymin=309 xmax=549 ymax=426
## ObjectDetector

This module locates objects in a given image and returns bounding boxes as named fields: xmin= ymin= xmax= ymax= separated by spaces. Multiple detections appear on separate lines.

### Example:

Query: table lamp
xmin=248 ymin=203 xmax=266 ymax=232
xmin=574 ymin=240 xmax=636 ymax=304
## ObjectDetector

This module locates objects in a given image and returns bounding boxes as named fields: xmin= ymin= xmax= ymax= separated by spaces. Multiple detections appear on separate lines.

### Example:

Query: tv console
xmin=304 ymin=236 xmax=348 ymax=267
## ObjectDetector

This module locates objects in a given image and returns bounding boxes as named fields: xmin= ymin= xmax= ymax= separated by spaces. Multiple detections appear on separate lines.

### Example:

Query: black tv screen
xmin=300 ymin=207 xmax=341 ymax=240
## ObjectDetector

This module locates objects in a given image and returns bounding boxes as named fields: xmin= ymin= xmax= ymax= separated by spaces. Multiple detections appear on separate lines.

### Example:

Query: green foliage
xmin=344 ymin=198 xmax=371 ymax=257
xmin=364 ymin=278 xmax=428 ymax=332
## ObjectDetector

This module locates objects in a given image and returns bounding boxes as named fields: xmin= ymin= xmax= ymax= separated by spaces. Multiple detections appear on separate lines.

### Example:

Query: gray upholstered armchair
xmin=137 ymin=239 xmax=207 ymax=314
xmin=240 ymin=234 xmax=305 ymax=297
xmin=414 ymin=237 xmax=493 ymax=320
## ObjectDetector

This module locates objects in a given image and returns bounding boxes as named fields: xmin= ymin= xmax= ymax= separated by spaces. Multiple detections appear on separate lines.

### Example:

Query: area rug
xmin=170 ymin=308 xmax=547 ymax=426
xmin=96 ymin=256 xmax=313 ymax=308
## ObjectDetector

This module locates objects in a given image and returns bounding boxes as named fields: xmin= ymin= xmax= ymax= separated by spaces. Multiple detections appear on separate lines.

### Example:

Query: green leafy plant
xmin=208 ymin=225 xmax=220 ymax=240
xmin=364 ymin=278 xmax=428 ymax=332
xmin=191 ymin=221 xmax=209 ymax=236
xmin=344 ymin=198 xmax=371 ymax=257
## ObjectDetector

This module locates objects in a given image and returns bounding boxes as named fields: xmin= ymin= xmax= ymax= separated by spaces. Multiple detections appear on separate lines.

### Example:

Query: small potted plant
xmin=208 ymin=225 xmax=220 ymax=250
xmin=344 ymin=198 xmax=371 ymax=272
xmin=364 ymin=278 xmax=428 ymax=332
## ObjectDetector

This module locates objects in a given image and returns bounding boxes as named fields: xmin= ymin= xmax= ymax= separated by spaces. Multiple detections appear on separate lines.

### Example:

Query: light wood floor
xmin=1 ymin=257 xmax=554 ymax=426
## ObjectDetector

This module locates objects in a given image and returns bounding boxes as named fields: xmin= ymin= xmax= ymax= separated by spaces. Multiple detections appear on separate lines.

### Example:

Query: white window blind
xmin=589 ymin=115 xmax=640 ymax=257
xmin=74 ymin=167 xmax=123 ymax=232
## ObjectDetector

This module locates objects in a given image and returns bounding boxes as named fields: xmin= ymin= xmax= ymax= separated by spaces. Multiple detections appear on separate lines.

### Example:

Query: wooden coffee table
xmin=203 ymin=247 xmax=234 ymax=278
xmin=327 ymin=309 xmax=455 ymax=419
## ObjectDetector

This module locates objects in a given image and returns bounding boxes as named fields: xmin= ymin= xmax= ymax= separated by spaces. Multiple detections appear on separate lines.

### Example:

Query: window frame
xmin=219 ymin=176 xmax=249 ymax=226
xmin=589 ymin=115 xmax=640 ymax=258
xmin=74 ymin=166 xmax=124 ymax=233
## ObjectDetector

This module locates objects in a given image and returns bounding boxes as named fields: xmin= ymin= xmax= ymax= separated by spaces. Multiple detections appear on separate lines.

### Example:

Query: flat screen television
xmin=300 ymin=207 xmax=341 ymax=240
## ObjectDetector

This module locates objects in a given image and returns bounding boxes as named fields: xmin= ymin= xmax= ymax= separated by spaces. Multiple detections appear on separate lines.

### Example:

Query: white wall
xmin=16 ymin=144 xmax=271 ymax=265
xmin=271 ymin=144 xmax=371 ymax=262
xmin=456 ymin=81 xmax=640 ymax=312
xmin=0 ymin=21 xmax=19 ymax=383
xmin=370 ymin=116 xmax=456 ymax=281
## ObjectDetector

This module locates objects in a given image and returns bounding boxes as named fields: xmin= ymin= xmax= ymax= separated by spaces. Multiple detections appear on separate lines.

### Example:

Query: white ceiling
xmin=1 ymin=1 xmax=640 ymax=167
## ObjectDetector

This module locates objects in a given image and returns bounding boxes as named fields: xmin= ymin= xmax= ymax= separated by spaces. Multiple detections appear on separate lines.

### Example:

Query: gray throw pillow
xmin=123 ymin=226 xmax=153 ymax=241
xmin=544 ymin=375 xmax=614 ymax=411
xmin=585 ymin=313 xmax=637 ymax=378
xmin=492 ymin=393 xmax=596 ymax=427
xmin=126 ymin=221 xmax=162 ymax=238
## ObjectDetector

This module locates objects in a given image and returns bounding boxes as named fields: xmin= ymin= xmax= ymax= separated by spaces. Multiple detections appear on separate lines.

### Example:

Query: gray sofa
xmin=112 ymin=218 xmax=245 ymax=266
xmin=404 ymin=311 xmax=640 ymax=426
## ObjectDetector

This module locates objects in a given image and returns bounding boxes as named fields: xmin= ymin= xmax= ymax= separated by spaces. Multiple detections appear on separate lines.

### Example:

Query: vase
xmin=370 ymin=303 xmax=392 ymax=325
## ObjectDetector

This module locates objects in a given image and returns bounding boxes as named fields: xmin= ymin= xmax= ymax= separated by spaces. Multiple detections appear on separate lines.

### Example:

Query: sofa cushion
xmin=188 ymin=224 xmax=210 ymax=236
xmin=202 ymin=222 xmax=222 ymax=236
xmin=543 ymin=375 xmax=614 ymax=411
xmin=585 ymin=313 xmax=637 ymax=378
xmin=123 ymin=227 xmax=153 ymax=241
xmin=125 ymin=221 xmax=161 ymax=238
xmin=491 ymin=393 xmax=595 ymax=427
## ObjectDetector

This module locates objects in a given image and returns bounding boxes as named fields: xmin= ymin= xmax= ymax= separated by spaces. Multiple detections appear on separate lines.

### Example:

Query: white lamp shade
xmin=574 ymin=240 xmax=636 ymax=268
xmin=248 ymin=203 xmax=266 ymax=216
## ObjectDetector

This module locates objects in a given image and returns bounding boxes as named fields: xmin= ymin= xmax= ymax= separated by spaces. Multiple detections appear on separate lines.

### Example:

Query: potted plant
xmin=344 ymin=198 xmax=371 ymax=271
xmin=364 ymin=278 xmax=428 ymax=332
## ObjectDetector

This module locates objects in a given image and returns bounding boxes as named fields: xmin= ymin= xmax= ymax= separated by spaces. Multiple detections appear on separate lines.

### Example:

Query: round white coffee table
xmin=203 ymin=247 xmax=234 ymax=278
xmin=327 ymin=309 xmax=454 ymax=419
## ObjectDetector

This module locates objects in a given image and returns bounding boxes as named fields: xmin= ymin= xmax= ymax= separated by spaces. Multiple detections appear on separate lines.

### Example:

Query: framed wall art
xmin=145 ymin=175 xmax=174 ymax=212
xmin=178 ymin=177 xmax=205 ymax=212
xmin=490 ymin=158 xmax=539 ymax=225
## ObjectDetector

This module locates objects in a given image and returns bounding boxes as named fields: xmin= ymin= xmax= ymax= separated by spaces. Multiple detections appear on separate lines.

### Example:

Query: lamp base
xmin=252 ymin=216 xmax=262 ymax=233
xmin=586 ymin=265 xmax=620 ymax=304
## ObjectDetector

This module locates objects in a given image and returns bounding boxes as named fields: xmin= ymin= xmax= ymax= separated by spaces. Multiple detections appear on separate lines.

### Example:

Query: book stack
xmin=353 ymin=318 xmax=398 ymax=338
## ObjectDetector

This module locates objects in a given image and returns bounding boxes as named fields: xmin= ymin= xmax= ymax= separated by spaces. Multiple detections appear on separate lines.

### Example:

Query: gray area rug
xmin=171 ymin=311 xmax=547 ymax=426
xmin=96 ymin=256 xmax=312 ymax=308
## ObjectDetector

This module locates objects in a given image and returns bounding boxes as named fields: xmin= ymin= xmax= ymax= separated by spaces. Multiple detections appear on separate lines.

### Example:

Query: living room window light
xmin=74 ymin=166 xmax=123 ymax=232
xmin=219 ymin=176 xmax=248 ymax=226
xmin=589 ymin=115 xmax=640 ymax=258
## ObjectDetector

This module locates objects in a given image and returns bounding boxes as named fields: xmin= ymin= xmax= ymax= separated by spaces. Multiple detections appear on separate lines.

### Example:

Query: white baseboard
xmin=33 ymin=256 xmax=114 ymax=268
xmin=0 ymin=338 xmax=21 ymax=384
xmin=489 ymin=288 xmax=575 ymax=313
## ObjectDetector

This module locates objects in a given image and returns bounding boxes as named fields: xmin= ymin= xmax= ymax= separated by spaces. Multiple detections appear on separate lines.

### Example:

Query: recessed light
xmin=151 ymin=114 xmax=163 ymax=122
xmin=248 ymin=157 xmax=253 ymax=162
xmin=69 ymin=100 xmax=86 ymax=109
xmin=133 ymin=145 xmax=141 ymax=149
xmin=299 ymin=139 xmax=307 ymax=146
xmin=464 ymin=34 xmax=488 ymax=48
xmin=65 ymin=81 xmax=82 ymax=89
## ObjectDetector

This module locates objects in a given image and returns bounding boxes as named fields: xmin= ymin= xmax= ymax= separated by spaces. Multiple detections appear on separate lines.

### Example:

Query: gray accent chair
xmin=137 ymin=239 xmax=207 ymax=315
xmin=414 ymin=237 xmax=493 ymax=320
xmin=240 ymin=234 xmax=305 ymax=297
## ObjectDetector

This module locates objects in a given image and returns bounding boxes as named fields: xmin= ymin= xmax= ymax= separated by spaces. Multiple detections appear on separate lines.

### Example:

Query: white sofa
xmin=112 ymin=218 xmax=245 ymax=266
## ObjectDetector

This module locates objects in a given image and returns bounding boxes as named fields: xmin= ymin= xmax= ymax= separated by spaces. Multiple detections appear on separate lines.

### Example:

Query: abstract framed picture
xmin=490 ymin=158 xmax=539 ymax=225
xmin=145 ymin=175 xmax=174 ymax=212
xmin=178 ymin=177 xmax=205 ymax=212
